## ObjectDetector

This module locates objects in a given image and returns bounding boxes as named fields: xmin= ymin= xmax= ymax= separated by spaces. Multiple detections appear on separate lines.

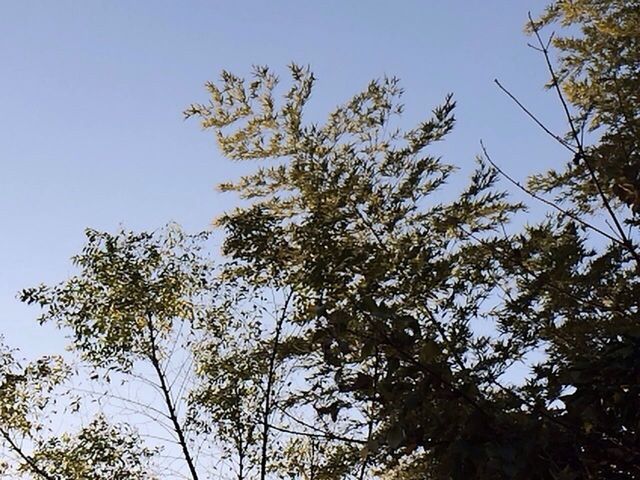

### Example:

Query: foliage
xmin=529 ymin=0 xmax=640 ymax=218
xmin=0 ymin=342 xmax=68 ymax=436
xmin=20 ymin=225 xmax=213 ymax=372
xmin=0 ymin=344 xmax=154 ymax=479
xmin=186 ymin=64 xmax=548 ymax=478
xmin=183 ymin=1 xmax=640 ymax=472
xmin=28 ymin=416 xmax=157 ymax=480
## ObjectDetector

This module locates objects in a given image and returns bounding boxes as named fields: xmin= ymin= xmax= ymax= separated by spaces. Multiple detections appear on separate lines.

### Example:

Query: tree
xmin=13 ymin=225 xmax=303 ymax=479
xmin=185 ymin=65 xmax=543 ymax=478
xmin=183 ymin=0 xmax=640 ymax=474
xmin=17 ymin=226 xmax=215 ymax=479
xmin=29 ymin=416 xmax=157 ymax=480
xmin=0 ymin=342 xmax=69 ymax=479
xmin=0 ymin=341 xmax=156 ymax=480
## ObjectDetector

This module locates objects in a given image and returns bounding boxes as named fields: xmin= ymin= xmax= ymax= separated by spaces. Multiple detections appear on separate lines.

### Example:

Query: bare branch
xmin=494 ymin=79 xmax=576 ymax=153
xmin=480 ymin=141 xmax=623 ymax=245
xmin=268 ymin=423 xmax=366 ymax=445
xmin=260 ymin=289 xmax=294 ymax=480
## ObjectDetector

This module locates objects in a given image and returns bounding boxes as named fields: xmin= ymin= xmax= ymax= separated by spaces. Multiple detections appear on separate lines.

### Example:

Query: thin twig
xmin=146 ymin=315 xmax=200 ymax=480
xmin=260 ymin=290 xmax=294 ymax=480
xmin=268 ymin=423 xmax=366 ymax=445
xmin=480 ymin=141 xmax=623 ymax=245
xmin=494 ymin=79 xmax=576 ymax=153
xmin=0 ymin=428 xmax=54 ymax=480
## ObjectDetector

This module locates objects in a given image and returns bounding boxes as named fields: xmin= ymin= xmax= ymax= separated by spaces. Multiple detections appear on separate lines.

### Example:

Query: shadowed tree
xmin=186 ymin=2 xmax=640 ymax=471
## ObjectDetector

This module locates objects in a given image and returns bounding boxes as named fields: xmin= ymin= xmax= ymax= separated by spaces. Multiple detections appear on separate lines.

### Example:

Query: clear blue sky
xmin=1 ymin=1 xmax=566 ymax=356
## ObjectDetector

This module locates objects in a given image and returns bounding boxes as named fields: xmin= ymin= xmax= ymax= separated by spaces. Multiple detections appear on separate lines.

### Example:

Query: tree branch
xmin=260 ymin=289 xmax=293 ymax=480
xmin=268 ymin=423 xmax=366 ymax=445
xmin=145 ymin=315 xmax=200 ymax=480
xmin=0 ymin=428 xmax=54 ymax=480
xmin=480 ymin=141 xmax=624 ymax=246
xmin=494 ymin=79 xmax=577 ymax=153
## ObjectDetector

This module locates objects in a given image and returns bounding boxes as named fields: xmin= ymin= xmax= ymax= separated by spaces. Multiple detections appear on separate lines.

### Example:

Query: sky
xmin=0 ymin=1 xmax=567 ymax=357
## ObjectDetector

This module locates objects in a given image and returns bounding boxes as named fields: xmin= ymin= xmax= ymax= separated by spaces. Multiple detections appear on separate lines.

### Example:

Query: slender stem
xmin=260 ymin=290 xmax=293 ymax=480
xmin=267 ymin=423 xmax=366 ymax=445
xmin=237 ymin=432 xmax=245 ymax=480
xmin=358 ymin=348 xmax=379 ymax=480
xmin=277 ymin=404 xmax=354 ymax=442
xmin=0 ymin=428 xmax=53 ymax=480
xmin=309 ymin=439 xmax=317 ymax=480
xmin=480 ymin=141 xmax=624 ymax=246
xmin=494 ymin=79 xmax=576 ymax=153
xmin=145 ymin=316 xmax=200 ymax=480
xmin=69 ymin=386 xmax=171 ymax=422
